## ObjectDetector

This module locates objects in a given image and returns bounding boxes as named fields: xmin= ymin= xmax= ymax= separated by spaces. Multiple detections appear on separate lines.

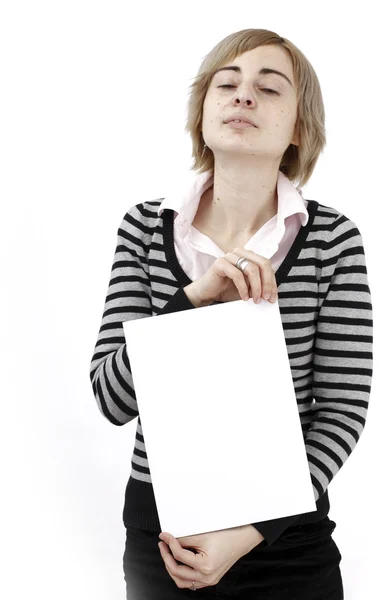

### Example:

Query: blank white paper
xmin=123 ymin=298 xmax=316 ymax=538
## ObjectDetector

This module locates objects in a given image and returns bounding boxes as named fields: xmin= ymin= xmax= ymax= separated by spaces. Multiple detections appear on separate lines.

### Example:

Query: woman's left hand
xmin=158 ymin=525 xmax=264 ymax=590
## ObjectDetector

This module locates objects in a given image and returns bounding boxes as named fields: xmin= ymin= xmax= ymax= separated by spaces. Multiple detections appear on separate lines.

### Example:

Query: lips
xmin=224 ymin=116 xmax=256 ymax=126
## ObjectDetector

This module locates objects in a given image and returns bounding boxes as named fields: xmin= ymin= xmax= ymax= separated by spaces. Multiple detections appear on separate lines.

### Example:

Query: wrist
xmin=183 ymin=284 xmax=211 ymax=308
xmin=240 ymin=524 xmax=265 ymax=552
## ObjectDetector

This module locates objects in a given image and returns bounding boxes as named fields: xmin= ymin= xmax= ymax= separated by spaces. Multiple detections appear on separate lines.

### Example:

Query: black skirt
xmin=122 ymin=515 xmax=344 ymax=599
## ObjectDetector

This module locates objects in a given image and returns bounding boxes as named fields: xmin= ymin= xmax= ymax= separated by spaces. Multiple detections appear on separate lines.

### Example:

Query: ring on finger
xmin=235 ymin=257 xmax=251 ymax=272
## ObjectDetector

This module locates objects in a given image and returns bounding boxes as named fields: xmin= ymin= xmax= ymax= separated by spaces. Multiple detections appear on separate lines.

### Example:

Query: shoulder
xmin=120 ymin=199 xmax=163 ymax=226
xmin=118 ymin=199 xmax=164 ymax=241
xmin=313 ymin=200 xmax=365 ymax=252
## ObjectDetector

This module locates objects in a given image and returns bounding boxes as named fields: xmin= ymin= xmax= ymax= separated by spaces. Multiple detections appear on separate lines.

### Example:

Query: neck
xmin=200 ymin=163 xmax=279 ymax=241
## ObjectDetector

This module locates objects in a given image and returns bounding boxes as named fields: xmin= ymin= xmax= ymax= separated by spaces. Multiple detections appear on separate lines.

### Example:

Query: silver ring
xmin=235 ymin=256 xmax=251 ymax=273
xmin=191 ymin=580 xmax=196 ymax=590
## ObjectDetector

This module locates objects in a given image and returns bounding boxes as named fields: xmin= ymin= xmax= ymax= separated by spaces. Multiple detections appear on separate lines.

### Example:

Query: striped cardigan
xmin=89 ymin=198 xmax=373 ymax=546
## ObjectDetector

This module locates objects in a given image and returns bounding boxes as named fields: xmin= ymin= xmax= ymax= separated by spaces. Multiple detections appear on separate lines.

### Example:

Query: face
xmin=201 ymin=45 xmax=299 ymax=161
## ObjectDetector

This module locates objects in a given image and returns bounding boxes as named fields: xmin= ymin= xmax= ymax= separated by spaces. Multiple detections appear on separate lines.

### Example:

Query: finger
xmin=229 ymin=248 xmax=278 ymax=302
xmin=160 ymin=544 xmax=198 ymax=589
xmin=159 ymin=537 xmax=203 ymax=573
xmin=241 ymin=260 xmax=262 ymax=303
xmin=163 ymin=561 xmax=205 ymax=591
xmin=158 ymin=542 xmax=206 ymax=582
xmin=223 ymin=253 xmax=262 ymax=303
xmin=216 ymin=257 xmax=250 ymax=301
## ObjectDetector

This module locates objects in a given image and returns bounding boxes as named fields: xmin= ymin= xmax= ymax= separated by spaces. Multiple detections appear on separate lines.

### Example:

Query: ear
xmin=291 ymin=122 xmax=300 ymax=147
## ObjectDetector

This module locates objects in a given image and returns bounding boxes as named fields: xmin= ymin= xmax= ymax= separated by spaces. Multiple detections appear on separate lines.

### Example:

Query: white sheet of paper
xmin=123 ymin=298 xmax=316 ymax=538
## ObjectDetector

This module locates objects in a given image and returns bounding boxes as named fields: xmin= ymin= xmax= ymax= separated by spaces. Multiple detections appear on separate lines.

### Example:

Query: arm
xmin=90 ymin=226 xmax=209 ymax=424
xmin=89 ymin=207 xmax=152 ymax=425
xmin=251 ymin=216 xmax=373 ymax=546
xmin=157 ymin=283 xmax=212 ymax=313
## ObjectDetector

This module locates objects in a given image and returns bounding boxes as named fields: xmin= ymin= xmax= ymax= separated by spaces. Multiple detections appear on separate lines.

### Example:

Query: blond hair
xmin=185 ymin=28 xmax=326 ymax=189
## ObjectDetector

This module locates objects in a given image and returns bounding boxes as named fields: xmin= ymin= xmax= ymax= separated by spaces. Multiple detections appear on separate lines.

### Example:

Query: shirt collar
xmin=157 ymin=168 xmax=309 ymax=239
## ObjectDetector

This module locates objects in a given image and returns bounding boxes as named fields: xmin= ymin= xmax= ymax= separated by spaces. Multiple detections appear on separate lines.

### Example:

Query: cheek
xmin=202 ymin=110 xmax=223 ymax=129
xmin=281 ymin=105 xmax=298 ymax=123
xmin=276 ymin=108 xmax=297 ymax=132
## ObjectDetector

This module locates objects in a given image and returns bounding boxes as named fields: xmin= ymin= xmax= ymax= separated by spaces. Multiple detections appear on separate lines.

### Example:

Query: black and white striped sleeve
xmin=252 ymin=216 xmax=373 ymax=545
xmin=89 ymin=208 xmax=152 ymax=426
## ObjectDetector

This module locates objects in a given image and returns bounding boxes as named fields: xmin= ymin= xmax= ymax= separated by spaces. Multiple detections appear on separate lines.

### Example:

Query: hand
xmin=184 ymin=246 xmax=278 ymax=307
xmin=158 ymin=525 xmax=264 ymax=590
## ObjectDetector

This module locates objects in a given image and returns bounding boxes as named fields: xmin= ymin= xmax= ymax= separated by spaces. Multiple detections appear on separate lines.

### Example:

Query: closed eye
xmin=218 ymin=85 xmax=279 ymax=95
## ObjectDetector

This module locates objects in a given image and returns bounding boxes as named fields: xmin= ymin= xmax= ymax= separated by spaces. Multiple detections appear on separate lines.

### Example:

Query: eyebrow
xmin=213 ymin=66 xmax=293 ymax=87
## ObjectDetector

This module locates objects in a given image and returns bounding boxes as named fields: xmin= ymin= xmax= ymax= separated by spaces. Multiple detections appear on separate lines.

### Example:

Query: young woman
xmin=89 ymin=28 xmax=373 ymax=599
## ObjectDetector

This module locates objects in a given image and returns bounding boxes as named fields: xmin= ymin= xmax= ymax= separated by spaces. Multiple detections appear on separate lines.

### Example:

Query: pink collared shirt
xmin=158 ymin=169 xmax=309 ymax=281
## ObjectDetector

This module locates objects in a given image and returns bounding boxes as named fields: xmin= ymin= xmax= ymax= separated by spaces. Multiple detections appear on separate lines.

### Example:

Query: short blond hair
xmin=185 ymin=28 xmax=326 ymax=189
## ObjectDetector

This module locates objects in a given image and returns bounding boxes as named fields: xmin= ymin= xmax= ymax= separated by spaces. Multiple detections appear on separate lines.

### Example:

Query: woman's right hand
xmin=184 ymin=246 xmax=278 ymax=307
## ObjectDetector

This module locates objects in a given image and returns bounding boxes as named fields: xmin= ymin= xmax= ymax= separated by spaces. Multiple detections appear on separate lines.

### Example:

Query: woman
xmin=89 ymin=29 xmax=373 ymax=599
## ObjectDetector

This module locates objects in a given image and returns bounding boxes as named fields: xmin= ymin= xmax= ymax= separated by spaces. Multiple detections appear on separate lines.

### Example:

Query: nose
xmin=233 ymin=86 xmax=256 ymax=107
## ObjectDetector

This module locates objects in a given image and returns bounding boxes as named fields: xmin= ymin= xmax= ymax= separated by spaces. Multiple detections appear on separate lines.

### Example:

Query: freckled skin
xmin=196 ymin=45 xmax=301 ymax=245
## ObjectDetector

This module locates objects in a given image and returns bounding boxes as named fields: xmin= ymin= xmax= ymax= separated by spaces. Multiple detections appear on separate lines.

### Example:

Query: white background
xmin=1 ymin=1 xmax=381 ymax=598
